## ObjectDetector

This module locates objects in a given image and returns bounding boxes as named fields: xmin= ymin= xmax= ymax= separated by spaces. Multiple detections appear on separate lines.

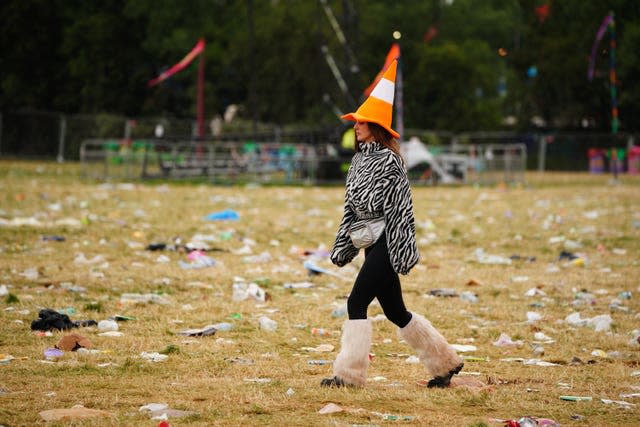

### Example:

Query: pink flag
xmin=148 ymin=38 xmax=205 ymax=87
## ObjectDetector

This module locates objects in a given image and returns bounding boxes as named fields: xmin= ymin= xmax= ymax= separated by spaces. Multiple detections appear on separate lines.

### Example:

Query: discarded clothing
xmin=30 ymin=309 xmax=97 ymax=331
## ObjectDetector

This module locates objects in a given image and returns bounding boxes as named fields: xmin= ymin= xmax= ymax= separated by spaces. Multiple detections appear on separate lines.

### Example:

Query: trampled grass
xmin=0 ymin=160 xmax=639 ymax=426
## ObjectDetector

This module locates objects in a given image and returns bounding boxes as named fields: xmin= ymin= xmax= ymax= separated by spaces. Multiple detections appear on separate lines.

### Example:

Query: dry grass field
xmin=1 ymin=160 xmax=639 ymax=426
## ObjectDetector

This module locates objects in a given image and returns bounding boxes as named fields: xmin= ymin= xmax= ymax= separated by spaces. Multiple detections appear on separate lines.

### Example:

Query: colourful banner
xmin=148 ymin=38 xmax=205 ymax=87
xmin=363 ymin=43 xmax=400 ymax=97
xmin=587 ymin=14 xmax=613 ymax=81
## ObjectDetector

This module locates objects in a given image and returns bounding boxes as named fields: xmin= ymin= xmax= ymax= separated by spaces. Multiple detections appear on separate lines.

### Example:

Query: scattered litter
xmin=620 ymin=393 xmax=640 ymax=398
xmin=371 ymin=411 xmax=415 ymax=421
xmin=120 ymin=293 xmax=171 ymax=305
xmin=459 ymin=291 xmax=478 ymax=303
xmin=243 ymin=378 xmax=272 ymax=383
xmin=525 ymin=287 xmax=546 ymax=297
xmin=232 ymin=281 xmax=269 ymax=302
xmin=113 ymin=314 xmax=136 ymax=321
xmin=428 ymin=288 xmax=458 ymax=298
xmin=97 ymin=320 xmax=119 ymax=332
xmin=98 ymin=331 xmax=123 ymax=337
xmin=259 ymin=316 xmax=278 ymax=331
xmin=501 ymin=358 xmax=560 ymax=367
xmin=600 ymin=398 xmax=635 ymax=408
xmin=140 ymin=352 xmax=168 ymax=362
xmin=451 ymin=344 xmax=477 ymax=352
xmin=565 ymin=312 xmax=612 ymax=332
xmin=156 ymin=255 xmax=170 ymax=263
xmin=56 ymin=334 xmax=92 ymax=351
xmin=564 ymin=239 xmax=583 ymax=250
xmin=560 ymin=395 xmax=592 ymax=402
xmin=243 ymin=251 xmax=272 ymax=263
xmin=283 ymin=281 xmax=314 ymax=289
xmin=177 ymin=325 xmax=217 ymax=337
xmin=303 ymin=260 xmax=350 ymax=280
xmin=533 ymin=332 xmax=554 ymax=343
xmin=591 ymin=349 xmax=608 ymax=358
xmin=30 ymin=309 xmax=97 ymax=331
xmin=331 ymin=305 xmax=348 ymax=318
xmin=139 ymin=403 xmax=198 ymax=419
xmin=20 ymin=267 xmax=39 ymax=280
xmin=0 ymin=354 xmax=15 ymax=364
xmin=509 ymin=254 xmax=536 ymax=262
xmin=44 ymin=348 xmax=64 ymax=361
xmin=474 ymin=248 xmax=512 ymax=265
xmin=318 ymin=403 xmax=343 ymax=415
xmin=618 ymin=291 xmax=632 ymax=300
xmin=203 ymin=209 xmax=240 ymax=221
xmin=60 ymin=282 xmax=88 ymax=293
xmin=311 ymin=327 xmax=331 ymax=336
xmin=526 ymin=312 xmax=542 ymax=323
xmin=74 ymin=253 xmax=106 ymax=265
xmin=493 ymin=333 xmax=524 ymax=347
xmin=179 ymin=251 xmax=216 ymax=269
xmin=225 ymin=357 xmax=255 ymax=365
xmin=301 ymin=344 xmax=334 ymax=352
xmin=405 ymin=355 xmax=420 ymax=364
xmin=498 ymin=416 xmax=560 ymax=427
xmin=307 ymin=359 xmax=332 ymax=366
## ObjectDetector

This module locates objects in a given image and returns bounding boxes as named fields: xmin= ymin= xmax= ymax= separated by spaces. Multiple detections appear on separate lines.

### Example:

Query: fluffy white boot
xmin=398 ymin=313 xmax=463 ymax=382
xmin=330 ymin=319 xmax=372 ymax=387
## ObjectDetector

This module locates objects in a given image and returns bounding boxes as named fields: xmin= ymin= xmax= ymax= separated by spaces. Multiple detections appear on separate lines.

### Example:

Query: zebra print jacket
xmin=330 ymin=141 xmax=420 ymax=275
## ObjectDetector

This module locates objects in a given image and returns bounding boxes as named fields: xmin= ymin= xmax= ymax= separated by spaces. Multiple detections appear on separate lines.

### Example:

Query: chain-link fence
xmin=0 ymin=111 xmax=196 ymax=161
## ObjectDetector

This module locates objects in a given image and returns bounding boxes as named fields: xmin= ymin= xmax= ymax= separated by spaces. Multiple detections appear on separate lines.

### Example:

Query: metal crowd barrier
xmin=80 ymin=139 xmax=337 ymax=184
xmin=80 ymin=138 xmax=527 ymax=185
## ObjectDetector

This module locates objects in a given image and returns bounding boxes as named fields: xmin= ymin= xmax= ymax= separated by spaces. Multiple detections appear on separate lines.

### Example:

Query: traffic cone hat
xmin=341 ymin=59 xmax=400 ymax=139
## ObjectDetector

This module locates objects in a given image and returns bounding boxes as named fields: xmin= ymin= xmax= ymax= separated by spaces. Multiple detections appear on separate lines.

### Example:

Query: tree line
xmin=1 ymin=0 xmax=638 ymax=133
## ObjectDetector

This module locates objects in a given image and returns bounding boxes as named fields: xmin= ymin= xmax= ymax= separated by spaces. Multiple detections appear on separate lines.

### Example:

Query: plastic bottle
xmin=619 ymin=291 xmax=632 ymax=299
xmin=212 ymin=322 xmax=233 ymax=331
xmin=259 ymin=316 xmax=277 ymax=331
xmin=459 ymin=291 xmax=478 ymax=303
xmin=311 ymin=328 xmax=330 ymax=336
xmin=331 ymin=305 xmax=347 ymax=318
xmin=97 ymin=319 xmax=119 ymax=331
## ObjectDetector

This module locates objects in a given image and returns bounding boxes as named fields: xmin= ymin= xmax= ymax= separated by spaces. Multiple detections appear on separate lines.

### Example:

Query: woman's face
xmin=354 ymin=121 xmax=373 ymax=143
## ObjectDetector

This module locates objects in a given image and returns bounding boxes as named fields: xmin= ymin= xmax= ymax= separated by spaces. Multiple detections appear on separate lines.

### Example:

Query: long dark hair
xmin=356 ymin=122 xmax=403 ymax=161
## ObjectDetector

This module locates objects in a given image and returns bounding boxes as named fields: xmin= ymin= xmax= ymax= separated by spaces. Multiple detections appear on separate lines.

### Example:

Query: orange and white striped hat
xmin=341 ymin=59 xmax=399 ymax=138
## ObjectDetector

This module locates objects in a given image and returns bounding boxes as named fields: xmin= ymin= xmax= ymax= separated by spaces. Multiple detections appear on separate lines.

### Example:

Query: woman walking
xmin=322 ymin=60 xmax=463 ymax=388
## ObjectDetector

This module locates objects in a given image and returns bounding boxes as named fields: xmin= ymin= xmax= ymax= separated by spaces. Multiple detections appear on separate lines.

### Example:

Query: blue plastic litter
xmin=203 ymin=209 xmax=240 ymax=221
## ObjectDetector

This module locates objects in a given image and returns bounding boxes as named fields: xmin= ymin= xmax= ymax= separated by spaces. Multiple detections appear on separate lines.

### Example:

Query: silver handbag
xmin=348 ymin=217 xmax=386 ymax=249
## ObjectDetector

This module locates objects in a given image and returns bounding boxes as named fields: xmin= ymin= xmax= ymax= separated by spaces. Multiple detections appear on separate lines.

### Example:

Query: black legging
xmin=347 ymin=232 xmax=412 ymax=328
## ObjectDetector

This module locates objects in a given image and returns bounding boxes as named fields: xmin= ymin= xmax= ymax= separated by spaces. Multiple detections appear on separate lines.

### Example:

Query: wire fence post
xmin=57 ymin=114 xmax=67 ymax=163
xmin=537 ymin=134 xmax=546 ymax=173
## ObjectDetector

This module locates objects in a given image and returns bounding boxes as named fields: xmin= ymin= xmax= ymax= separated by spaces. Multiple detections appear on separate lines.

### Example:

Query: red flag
xmin=363 ymin=43 xmax=400 ymax=97
xmin=535 ymin=3 xmax=550 ymax=23
xmin=423 ymin=25 xmax=439 ymax=43
xmin=148 ymin=38 xmax=205 ymax=87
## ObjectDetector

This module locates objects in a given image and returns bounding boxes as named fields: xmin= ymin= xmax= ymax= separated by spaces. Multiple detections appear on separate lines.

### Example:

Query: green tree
xmin=0 ymin=0 xmax=66 ymax=110
xmin=513 ymin=0 xmax=640 ymax=131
